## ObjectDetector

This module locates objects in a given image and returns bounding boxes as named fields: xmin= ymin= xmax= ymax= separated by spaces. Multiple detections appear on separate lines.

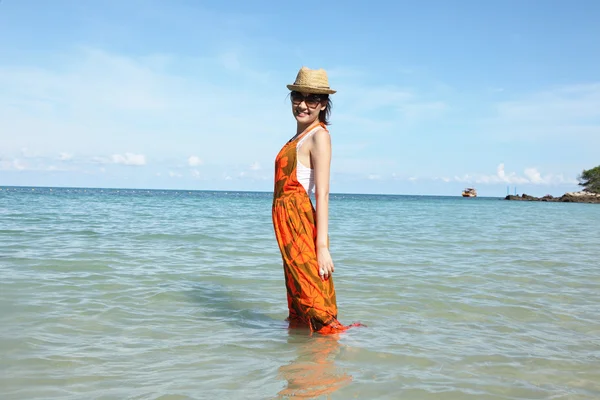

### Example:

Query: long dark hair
xmin=319 ymin=95 xmax=332 ymax=126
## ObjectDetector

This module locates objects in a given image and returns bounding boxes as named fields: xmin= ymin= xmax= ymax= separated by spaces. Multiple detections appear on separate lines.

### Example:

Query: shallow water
xmin=1 ymin=187 xmax=599 ymax=399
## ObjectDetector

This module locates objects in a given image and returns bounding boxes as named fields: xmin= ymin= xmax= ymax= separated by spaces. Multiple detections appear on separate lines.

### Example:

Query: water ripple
xmin=1 ymin=188 xmax=599 ymax=399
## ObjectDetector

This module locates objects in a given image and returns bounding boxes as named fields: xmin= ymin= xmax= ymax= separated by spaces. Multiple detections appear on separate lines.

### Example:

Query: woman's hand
xmin=317 ymin=245 xmax=335 ymax=280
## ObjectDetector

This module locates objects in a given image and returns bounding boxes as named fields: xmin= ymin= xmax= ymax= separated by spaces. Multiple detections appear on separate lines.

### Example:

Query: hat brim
xmin=287 ymin=84 xmax=336 ymax=95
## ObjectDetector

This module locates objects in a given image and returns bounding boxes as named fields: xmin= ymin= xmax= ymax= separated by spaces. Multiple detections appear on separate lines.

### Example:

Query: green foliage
xmin=578 ymin=165 xmax=600 ymax=194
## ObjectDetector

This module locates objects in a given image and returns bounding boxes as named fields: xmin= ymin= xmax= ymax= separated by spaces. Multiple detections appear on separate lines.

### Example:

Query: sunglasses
xmin=290 ymin=91 xmax=324 ymax=108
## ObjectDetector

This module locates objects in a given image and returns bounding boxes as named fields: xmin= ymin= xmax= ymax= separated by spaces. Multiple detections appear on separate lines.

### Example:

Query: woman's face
xmin=290 ymin=91 xmax=327 ymax=125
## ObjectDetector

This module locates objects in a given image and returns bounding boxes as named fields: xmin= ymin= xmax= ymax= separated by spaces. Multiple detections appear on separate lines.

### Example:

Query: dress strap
xmin=297 ymin=123 xmax=328 ymax=148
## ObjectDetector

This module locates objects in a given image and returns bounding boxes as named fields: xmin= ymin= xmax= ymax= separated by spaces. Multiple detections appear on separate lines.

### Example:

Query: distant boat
xmin=462 ymin=188 xmax=477 ymax=197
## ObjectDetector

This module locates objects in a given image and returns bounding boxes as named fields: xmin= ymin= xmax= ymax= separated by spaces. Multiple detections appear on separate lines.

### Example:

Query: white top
xmin=296 ymin=126 xmax=322 ymax=194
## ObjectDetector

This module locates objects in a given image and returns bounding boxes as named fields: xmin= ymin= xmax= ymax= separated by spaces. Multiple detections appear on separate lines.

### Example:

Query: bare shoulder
xmin=310 ymin=127 xmax=331 ymax=148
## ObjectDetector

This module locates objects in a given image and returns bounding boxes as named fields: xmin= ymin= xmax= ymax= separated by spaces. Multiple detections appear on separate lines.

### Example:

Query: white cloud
xmin=1 ymin=45 xmax=594 ymax=192
xmin=91 ymin=156 xmax=109 ymax=164
xmin=496 ymin=83 xmax=600 ymax=121
xmin=188 ymin=156 xmax=203 ymax=167
xmin=496 ymin=164 xmax=506 ymax=180
xmin=169 ymin=171 xmax=182 ymax=178
xmin=488 ymin=83 xmax=600 ymax=141
xmin=111 ymin=153 xmax=146 ymax=166
xmin=58 ymin=152 xmax=73 ymax=161
xmin=524 ymin=168 xmax=543 ymax=184
xmin=368 ymin=174 xmax=382 ymax=180
xmin=0 ymin=47 xmax=289 ymax=166
xmin=0 ymin=159 xmax=27 ymax=171
xmin=340 ymin=85 xmax=412 ymax=114
xmin=191 ymin=169 xmax=200 ymax=178
xmin=0 ymin=156 xmax=80 ymax=172
xmin=495 ymin=163 xmax=528 ymax=184
xmin=453 ymin=163 xmax=576 ymax=185
xmin=20 ymin=147 xmax=39 ymax=158
xmin=334 ymin=76 xmax=448 ymax=128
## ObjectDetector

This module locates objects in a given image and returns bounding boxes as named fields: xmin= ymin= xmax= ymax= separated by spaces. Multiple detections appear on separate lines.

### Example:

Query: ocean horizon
xmin=1 ymin=185 xmax=508 ymax=199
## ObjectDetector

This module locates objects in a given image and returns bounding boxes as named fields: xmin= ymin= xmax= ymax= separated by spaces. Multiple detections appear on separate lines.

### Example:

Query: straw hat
xmin=287 ymin=66 xmax=336 ymax=94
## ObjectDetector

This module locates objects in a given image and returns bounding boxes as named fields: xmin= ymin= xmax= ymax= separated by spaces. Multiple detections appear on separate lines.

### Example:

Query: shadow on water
xmin=186 ymin=282 xmax=284 ymax=329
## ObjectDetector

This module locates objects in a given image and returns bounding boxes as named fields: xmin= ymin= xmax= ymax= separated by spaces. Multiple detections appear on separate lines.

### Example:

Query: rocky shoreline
xmin=505 ymin=191 xmax=600 ymax=204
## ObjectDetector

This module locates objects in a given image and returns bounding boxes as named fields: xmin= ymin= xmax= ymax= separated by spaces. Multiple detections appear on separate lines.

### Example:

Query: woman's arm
xmin=311 ymin=128 xmax=334 ymax=280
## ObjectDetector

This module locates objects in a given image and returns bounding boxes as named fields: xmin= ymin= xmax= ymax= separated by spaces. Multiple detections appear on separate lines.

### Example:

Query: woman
xmin=272 ymin=66 xmax=361 ymax=335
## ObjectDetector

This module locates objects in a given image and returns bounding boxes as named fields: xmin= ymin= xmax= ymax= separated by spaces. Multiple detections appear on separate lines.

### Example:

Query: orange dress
xmin=272 ymin=123 xmax=361 ymax=335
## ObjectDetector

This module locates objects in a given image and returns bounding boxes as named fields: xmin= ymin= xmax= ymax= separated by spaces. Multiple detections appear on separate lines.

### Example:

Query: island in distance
xmin=505 ymin=191 xmax=600 ymax=204
xmin=505 ymin=165 xmax=600 ymax=204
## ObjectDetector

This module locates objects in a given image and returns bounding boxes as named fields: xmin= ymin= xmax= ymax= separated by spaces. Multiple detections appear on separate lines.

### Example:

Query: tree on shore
xmin=578 ymin=165 xmax=600 ymax=193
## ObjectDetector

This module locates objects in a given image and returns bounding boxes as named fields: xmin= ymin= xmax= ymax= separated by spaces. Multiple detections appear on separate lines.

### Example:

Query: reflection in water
xmin=277 ymin=329 xmax=352 ymax=399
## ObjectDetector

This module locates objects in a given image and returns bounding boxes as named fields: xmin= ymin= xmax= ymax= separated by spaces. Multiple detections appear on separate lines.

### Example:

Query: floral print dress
xmin=272 ymin=123 xmax=360 ymax=334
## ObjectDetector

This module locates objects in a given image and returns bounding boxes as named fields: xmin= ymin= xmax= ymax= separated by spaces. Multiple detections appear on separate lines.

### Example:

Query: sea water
xmin=1 ymin=187 xmax=599 ymax=399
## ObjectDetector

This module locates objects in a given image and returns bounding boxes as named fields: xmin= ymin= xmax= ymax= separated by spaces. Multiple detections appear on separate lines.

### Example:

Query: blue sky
xmin=1 ymin=0 xmax=599 ymax=196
